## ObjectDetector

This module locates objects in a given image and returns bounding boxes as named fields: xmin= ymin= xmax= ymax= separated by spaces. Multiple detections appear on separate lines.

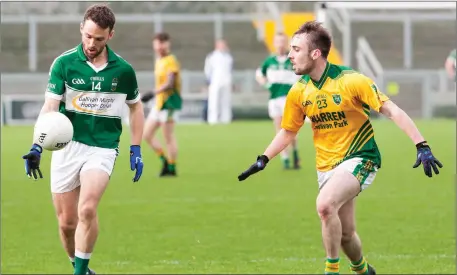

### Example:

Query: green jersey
xmin=258 ymin=54 xmax=299 ymax=99
xmin=45 ymin=44 xmax=140 ymax=149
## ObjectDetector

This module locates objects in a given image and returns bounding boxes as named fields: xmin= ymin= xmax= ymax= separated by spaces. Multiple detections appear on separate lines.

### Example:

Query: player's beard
xmin=83 ymin=44 xmax=105 ymax=60
xmin=294 ymin=59 xmax=315 ymax=75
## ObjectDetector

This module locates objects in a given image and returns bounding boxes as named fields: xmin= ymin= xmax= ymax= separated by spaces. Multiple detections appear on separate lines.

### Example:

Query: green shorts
xmin=317 ymin=157 xmax=378 ymax=191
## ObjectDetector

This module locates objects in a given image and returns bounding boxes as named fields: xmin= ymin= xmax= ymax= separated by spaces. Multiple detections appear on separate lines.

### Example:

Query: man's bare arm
xmin=237 ymin=128 xmax=297 ymax=181
xmin=39 ymin=97 xmax=61 ymax=115
xmin=128 ymin=101 xmax=145 ymax=146
xmin=154 ymin=72 xmax=176 ymax=94
xmin=255 ymin=69 xmax=268 ymax=87
xmin=379 ymin=100 xmax=425 ymax=144
xmin=263 ymin=129 xmax=298 ymax=160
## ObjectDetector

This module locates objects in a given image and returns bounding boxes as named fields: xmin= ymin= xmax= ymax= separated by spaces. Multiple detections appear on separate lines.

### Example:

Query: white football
xmin=33 ymin=112 xmax=74 ymax=151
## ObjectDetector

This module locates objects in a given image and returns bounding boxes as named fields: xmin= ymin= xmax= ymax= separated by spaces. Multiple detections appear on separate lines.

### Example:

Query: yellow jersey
xmin=154 ymin=54 xmax=182 ymax=110
xmin=282 ymin=62 xmax=390 ymax=172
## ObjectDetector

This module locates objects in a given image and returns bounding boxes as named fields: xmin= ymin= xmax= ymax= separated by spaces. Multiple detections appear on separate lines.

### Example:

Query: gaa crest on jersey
xmin=111 ymin=78 xmax=118 ymax=91
xmin=332 ymin=94 xmax=342 ymax=105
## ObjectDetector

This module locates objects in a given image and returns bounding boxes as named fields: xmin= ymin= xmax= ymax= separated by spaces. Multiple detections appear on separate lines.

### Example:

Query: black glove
xmin=22 ymin=144 xmax=44 ymax=180
xmin=141 ymin=92 xmax=155 ymax=103
xmin=238 ymin=155 xmax=269 ymax=181
xmin=413 ymin=141 xmax=443 ymax=177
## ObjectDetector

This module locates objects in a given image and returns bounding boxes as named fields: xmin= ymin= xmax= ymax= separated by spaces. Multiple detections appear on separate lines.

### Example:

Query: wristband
xmin=415 ymin=141 xmax=429 ymax=149
xmin=258 ymin=155 xmax=270 ymax=164
xmin=31 ymin=144 xmax=43 ymax=153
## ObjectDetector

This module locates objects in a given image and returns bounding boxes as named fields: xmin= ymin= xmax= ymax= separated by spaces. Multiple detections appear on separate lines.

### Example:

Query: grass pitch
xmin=1 ymin=119 xmax=455 ymax=274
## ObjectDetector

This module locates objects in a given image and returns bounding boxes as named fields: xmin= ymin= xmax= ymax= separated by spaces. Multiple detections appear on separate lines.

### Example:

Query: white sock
xmin=69 ymin=256 xmax=75 ymax=262
xmin=75 ymin=249 xmax=92 ymax=260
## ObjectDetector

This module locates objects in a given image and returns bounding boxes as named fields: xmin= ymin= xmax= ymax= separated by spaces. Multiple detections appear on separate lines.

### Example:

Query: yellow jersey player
xmin=238 ymin=21 xmax=443 ymax=275
xmin=141 ymin=32 xmax=182 ymax=177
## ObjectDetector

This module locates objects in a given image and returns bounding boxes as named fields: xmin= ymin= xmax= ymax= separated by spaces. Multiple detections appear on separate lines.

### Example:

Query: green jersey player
xmin=445 ymin=48 xmax=456 ymax=80
xmin=21 ymin=5 xmax=145 ymax=275
xmin=256 ymin=32 xmax=301 ymax=170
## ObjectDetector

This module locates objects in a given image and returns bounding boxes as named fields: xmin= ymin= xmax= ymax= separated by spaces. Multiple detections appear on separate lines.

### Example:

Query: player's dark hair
xmin=83 ymin=4 xmax=116 ymax=31
xmin=154 ymin=32 xmax=171 ymax=42
xmin=294 ymin=20 xmax=331 ymax=59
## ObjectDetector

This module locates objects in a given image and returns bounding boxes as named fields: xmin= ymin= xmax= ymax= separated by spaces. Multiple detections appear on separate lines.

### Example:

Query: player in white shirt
xmin=204 ymin=39 xmax=234 ymax=124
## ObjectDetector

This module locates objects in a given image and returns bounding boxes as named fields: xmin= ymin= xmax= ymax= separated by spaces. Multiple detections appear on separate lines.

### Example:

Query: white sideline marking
xmin=108 ymin=254 xmax=455 ymax=266
xmin=101 ymin=196 xmax=295 ymax=206
xmin=248 ymin=254 xmax=456 ymax=263
xmin=4 ymin=254 xmax=454 ymax=269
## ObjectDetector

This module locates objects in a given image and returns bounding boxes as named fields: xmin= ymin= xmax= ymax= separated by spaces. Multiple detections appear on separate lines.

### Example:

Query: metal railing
xmin=1 ymin=70 xmax=268 ymax=102
xmin=1 ymin=70 xmax=271 ymax=125
xmin=317 ymin=2 xmax=456 ymax=68
xmin=377 ymin=70 xmax=455 ymax=119
xmin=355 ymin=37 xmax=384 ymax=86
xmin=1 ymin=13 xmax=272 ymax=72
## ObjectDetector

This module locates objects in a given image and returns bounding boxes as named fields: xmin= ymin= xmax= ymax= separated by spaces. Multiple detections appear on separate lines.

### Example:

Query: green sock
xmin=282 ymin=158 xmax=290 ymax=168
xmin=325 ymin=257 xmax=340 ymax=275
xmin=70 ymin=257 xmax=75 ymax=268
xmin=160 ymin=155 xmax=167 ymax=163
xmin=350 ymin=256 xmax=369 ymax=274
xmin=168 ymin=162 xmax=176 ymax=172
xmin=74 ymin=256 xmax=90 ymax=275
xmin=293 ymin=149 xmax=299 ymax=161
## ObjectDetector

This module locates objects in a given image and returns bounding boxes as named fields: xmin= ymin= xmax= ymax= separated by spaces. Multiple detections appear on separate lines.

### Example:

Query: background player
xmin=204 ymin=39 xmax=234 ymax=124
xmin=256 ymin=32 xmax=301 ymax=169
xmin=141 ymin=32 xmax=182 ymax=177
xmin=444 ymin=48 xmax=456 ymax=80
xmin=21 ymin=4 xmax=145 ymax=275
xmin=238 ymin=21 xmax=443 ymax=275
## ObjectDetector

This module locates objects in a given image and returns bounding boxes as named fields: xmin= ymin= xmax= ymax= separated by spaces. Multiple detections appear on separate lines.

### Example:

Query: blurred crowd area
xmin=1 ymin=2 xmax=300 ymax=15
xmin=1 ymin=2 xmax=454 ymax=119
xmin=0 ymin=2 xmax=314 ymax=73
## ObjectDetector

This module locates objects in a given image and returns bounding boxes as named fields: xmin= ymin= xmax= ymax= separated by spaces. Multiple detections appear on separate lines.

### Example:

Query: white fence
xmin=1 ymin=70 xmax=271 ymax=125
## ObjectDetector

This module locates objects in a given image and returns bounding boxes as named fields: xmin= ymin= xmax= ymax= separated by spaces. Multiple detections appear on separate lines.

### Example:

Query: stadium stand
xmin=287 ymin=2 xmax=455 ymax=117
xmin=1 ymin=2 xmax=269 ymax=72
xmin=2 ymin=2 xmax=454 ymax=118
xmin=289 ymin=2 xmax=455 ymax=69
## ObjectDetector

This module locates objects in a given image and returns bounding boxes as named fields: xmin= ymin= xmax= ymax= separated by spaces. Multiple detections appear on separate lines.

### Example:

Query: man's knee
xmin=58 ymin=213 xmax=78 ymax=233
xmin=143 ymin=120 xmax=159 ymax=140
xmin=78 ymin=169 xmax=110 ymax=223
xmin=78 ymin=203 xmax=97 ymax=223
xmin=316 ymin=169 xmax=361 ymax=219
xmin=163 ymin=123 xmax=175 ymax=142
xmin=142 ymin=127 xmax=152 ymax=140
xmin=316 ymin=196 xmax=338 ymax=221
xmin=53 ymin=189 xmax=79 ymax=233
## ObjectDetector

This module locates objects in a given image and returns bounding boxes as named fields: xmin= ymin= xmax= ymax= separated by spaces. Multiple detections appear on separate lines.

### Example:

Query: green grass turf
xmin=1 ymin=119 xmax=455 ymax=274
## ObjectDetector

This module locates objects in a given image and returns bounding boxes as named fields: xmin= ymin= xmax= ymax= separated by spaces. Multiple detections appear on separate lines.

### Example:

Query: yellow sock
xmin=350 ymin=256 xmax=368 ymax=274
xmin=325 ymin=258 xmax=339 ymax=274
xmin=154 ymin=149 xmax=167 ymax=161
